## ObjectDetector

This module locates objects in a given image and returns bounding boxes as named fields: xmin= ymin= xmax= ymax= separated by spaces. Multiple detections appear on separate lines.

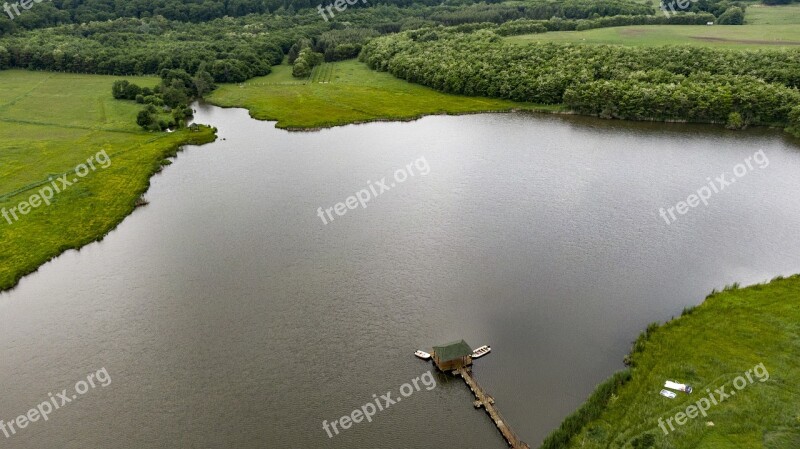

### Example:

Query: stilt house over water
xmin=431 ymin=340 xmax=473 ymax=371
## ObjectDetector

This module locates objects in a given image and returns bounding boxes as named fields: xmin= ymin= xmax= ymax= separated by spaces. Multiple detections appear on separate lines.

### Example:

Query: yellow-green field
xmin=508 ymin=5 xmax=800 ymax=49
xmin=0 ymin=70 xmax=215 ymax=291
xmin=207 ymin=60 xmax=556 ymax=129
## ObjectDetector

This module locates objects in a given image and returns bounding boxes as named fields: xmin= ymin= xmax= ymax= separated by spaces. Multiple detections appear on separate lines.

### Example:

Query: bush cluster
xmin=292 ymin=47 xmax=325 ymax=78
xmin=113 ymin=68 xmax=216 ymax=130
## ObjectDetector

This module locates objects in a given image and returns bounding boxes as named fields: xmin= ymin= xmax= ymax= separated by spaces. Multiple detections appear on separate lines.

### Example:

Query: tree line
xmin=1 ymin=0 xmax=693 ymax=81
xmin=0 ymin=0 xmax=460 ymax=35
xmin=0 ymin=0 xmax=714 ymax=36
xmin=0 ymin=16 xmax=295 ymax=82
xmin=360 ymin=28 xmax=800 ymax=133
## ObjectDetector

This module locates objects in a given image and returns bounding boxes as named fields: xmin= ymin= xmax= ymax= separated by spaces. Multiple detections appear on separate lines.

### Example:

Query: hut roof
xmin=432 ymin=340 xmax=472 ymax=362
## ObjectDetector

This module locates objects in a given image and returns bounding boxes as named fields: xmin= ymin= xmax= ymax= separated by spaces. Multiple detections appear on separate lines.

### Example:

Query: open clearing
xmin=508 ymin=24 xmax=800 ymax=48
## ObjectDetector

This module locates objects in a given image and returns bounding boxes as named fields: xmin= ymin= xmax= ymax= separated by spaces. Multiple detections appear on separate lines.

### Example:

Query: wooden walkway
xmin=456 ymin=367 xmax=530 ymax=449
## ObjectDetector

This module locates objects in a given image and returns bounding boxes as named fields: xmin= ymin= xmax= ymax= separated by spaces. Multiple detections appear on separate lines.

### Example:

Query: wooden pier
xmin=455 ymin=367 xmax=530 ymax=449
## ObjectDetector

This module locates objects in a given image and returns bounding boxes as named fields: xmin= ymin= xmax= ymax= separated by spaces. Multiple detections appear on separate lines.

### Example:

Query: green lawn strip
xmin=0 ymin=71 xmax=216 ymax=292
xmin=506 ymin=6 xmax=800 ymax=49
xmin=0 ymin=70 xmax=161 ymax=132
xmin=546 ymin=276 xmax=800 ymax=449
xmin=507 ymin=24 xmax=800 ymax=49
xmin=207 ymin=60 xmax=559 ymax=130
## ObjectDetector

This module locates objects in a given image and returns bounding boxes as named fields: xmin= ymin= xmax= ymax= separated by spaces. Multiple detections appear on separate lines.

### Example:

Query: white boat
xmin=414 ymin=350 xmax=431 ymax=360
xmin=660 ymin=389 xmax=677 ymax=399
xmin=472 ymin=345 xmax=491 ymax=358
xmin=664 ymin=380 xmax=693 ymax=394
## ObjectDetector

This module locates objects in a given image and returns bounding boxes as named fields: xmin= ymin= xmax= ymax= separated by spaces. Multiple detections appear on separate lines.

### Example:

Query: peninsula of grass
xmin=541 ymin=275 xmax=800 ymax=449
xmin=206 ymin=59 xmax=557 ymax=130
xmin=0 ymin=70 xmax=215 ymax=292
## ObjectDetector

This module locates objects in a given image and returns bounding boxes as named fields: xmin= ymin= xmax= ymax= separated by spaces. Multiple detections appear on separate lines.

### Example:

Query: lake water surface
xmin=2 ymin=105 xmax=800 ymax=448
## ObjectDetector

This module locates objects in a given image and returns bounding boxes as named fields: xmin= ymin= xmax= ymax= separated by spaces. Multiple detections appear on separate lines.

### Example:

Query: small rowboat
xmin=414 ymin=350 xmax=431 ymax=360
xmin=660 ymin=389 xmax=677 ymax=399
xmin=472 ymin=345 xmax=491 ymax=358
xmin=664 ymin=380 xmax=693 ymax=394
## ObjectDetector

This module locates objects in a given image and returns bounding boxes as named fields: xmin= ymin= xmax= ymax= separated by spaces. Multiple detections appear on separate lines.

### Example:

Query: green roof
xmin=432 ymin=340 xmax=472 ymax=362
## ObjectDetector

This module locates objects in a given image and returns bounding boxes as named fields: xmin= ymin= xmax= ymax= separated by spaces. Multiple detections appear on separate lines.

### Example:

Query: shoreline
xmin=0 ymin=126 xmax=217 ymax=293
xmin=541 ymin=274 xmax=800 ymax=449
xmin=206 ymin=95 xmax=800 ymax=141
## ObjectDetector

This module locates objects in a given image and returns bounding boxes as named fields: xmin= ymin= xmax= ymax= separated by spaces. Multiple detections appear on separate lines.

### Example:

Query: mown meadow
xmin=504 ymin=3 xmax=800 ymax=48
xmin=507 ymin=22 xmax=800 ymax=49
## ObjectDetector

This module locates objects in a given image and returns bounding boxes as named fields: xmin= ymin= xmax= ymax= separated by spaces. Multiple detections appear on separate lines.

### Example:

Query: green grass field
xmin=508 ymin=5 xmax=800 ymax=49
xmin=553 ymin=276 xmax=800 ymax=449
xmin=207 ymin=60 xmax=556 ymax=129
xmin=0 ymin=70 xmax=215 ymax=291
xmin=745 ymin=3 xmax=800 ymax=24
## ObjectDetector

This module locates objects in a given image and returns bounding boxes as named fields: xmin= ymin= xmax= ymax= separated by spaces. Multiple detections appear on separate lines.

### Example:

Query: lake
xmin=1 ymin=105 xmax=799 ymax=448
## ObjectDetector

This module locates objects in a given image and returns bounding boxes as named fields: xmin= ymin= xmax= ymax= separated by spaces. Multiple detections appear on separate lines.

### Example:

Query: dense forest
xmin=360 ymin=28 xmax=800 ymax=131
xmin=0 ymin=0 xmax=744 ymax=35
xmin=0 ymin=0 xmax=745 ymax=83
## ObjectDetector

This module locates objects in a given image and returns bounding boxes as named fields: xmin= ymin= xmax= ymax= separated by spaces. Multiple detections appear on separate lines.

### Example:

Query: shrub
xmin=787 ymin=105 xmax=800 ymax=137
xmin=718 ymin=7 xmax=745 ymax=25
xmin=631 ymin=433 xmax=656 ymax=449
xmin=292 ymin=47 xmax=324 ymax=78
xmin=726 ymin=111 xmax=745 ymax=129
xmin=136 ymin=109 xmax=155 ymax=129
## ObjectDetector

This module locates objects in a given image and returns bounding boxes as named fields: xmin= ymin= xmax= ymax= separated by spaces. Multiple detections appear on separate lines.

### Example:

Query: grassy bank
xmin=0 ymin=70 xmax=215 ymax=292
xmin=206 ymin=60 xmax=558 ymax=130
xmin=542 ymin=276 xmax=800 ymax=449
